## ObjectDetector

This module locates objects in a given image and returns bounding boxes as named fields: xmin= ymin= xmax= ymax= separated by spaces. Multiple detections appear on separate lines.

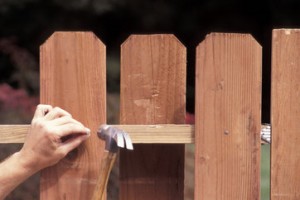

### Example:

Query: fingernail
xmin=86 ymin=128 xmax=91 ymax=136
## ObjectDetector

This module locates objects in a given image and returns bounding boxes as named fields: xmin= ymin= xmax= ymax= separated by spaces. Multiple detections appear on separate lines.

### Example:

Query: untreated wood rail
xmin=0 ymin=124 xmax=270 ymax=144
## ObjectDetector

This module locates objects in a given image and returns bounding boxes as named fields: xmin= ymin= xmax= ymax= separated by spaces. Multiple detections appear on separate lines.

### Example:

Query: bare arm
xmin=0 ymin=151 xmax=36 ymax=200
xmin=0 ymin=104 xmax=90 ymax=199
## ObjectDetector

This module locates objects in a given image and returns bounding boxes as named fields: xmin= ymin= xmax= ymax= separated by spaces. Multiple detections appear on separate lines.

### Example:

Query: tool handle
xmin=91 ymin=151 xmax=117 ymax=200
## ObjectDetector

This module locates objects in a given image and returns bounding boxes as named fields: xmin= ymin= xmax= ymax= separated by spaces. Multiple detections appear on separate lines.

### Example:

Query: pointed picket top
xmin=40 ymin=32 xmax=107 ymax=200
xmin=120 ymin=34 xmax=186 ymax=199
xmin=195 ymin=33 xmax=262 ymax=200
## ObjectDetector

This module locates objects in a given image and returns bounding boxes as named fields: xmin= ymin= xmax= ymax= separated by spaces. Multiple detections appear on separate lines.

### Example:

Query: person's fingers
xmin=33 ymin=104 xmax=53 ymax=120
xmin=55 ymin=123 xmax=90 ymax=138
xmin=44 ymin=107 xmax=72 ymax=120
xmin=60 ymin=134 xmax=90 ymax=154
xmin=49 ymin=116 xmax=83 ymax=126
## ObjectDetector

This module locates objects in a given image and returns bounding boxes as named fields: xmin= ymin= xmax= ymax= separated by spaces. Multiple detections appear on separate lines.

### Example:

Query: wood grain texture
xmin=271 ymin=29 xmax=300 ymax=200
xmin=0 ymin=124 xmax=193 ymax=144
xmin=39 ymin=32 xmax=106 ymax=200
xmin=120 ymin=34 xmax=186 ymax=200
xmin=113 ymin=124 xmax=194 ymax=143
xmin=0 ymin=125 xmax=28 ymax=143
xmin=195 ymin=33 xmax=262 ymax=200
xmin=0 ymin=124 xmax=269 ymax=144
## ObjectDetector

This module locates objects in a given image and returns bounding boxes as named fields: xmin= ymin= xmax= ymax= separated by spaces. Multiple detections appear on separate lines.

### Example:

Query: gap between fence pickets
xmin=0 ymin=124 xmax=271 ymax=144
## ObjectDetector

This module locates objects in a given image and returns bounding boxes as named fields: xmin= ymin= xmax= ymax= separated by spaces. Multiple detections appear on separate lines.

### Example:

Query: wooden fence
xmin=0 ymin=29 xmax=300 ymax=199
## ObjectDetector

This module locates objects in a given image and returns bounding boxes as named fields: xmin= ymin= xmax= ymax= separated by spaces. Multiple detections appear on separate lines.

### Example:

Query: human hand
xmin=18 ymin=104 xmax=90 ymax=172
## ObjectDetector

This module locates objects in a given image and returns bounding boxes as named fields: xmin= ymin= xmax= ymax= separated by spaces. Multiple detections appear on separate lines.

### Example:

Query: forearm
xmin=0 ymin=152 xmax=37 ymax=200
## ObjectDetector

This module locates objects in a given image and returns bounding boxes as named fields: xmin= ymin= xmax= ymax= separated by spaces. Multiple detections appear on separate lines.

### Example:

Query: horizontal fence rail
xmin=0 ymin=124 xmax=270 ymax=144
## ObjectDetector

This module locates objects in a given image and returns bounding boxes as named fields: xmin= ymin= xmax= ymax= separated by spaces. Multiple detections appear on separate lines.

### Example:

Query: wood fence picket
xmin=195 ymin=33 xmax=262 ymax=199
xmin=120 ymin=34 xmax=186 ymax=200
xmin=271 ymin=29 xmax=300 ymax=200
xmin=39 ymin=32 xmax=106 ymax=199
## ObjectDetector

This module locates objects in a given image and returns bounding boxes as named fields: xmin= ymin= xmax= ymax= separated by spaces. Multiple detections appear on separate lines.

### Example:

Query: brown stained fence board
xmin=120 ymin=34 xmax=186 ymax=200
xmin=271 ymin=29 xmax=300 ymax=200
xmin=40 ymin=32 xmax=106 ymax=199
xmin=195 ymin=33 xmax=262 ymax=200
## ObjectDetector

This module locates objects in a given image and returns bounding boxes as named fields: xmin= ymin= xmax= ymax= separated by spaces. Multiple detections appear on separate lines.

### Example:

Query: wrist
xmin=0 ymin=151 xmax=38 ymax=199
xmin=14 ymin=151 xmax=39 ymax=175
